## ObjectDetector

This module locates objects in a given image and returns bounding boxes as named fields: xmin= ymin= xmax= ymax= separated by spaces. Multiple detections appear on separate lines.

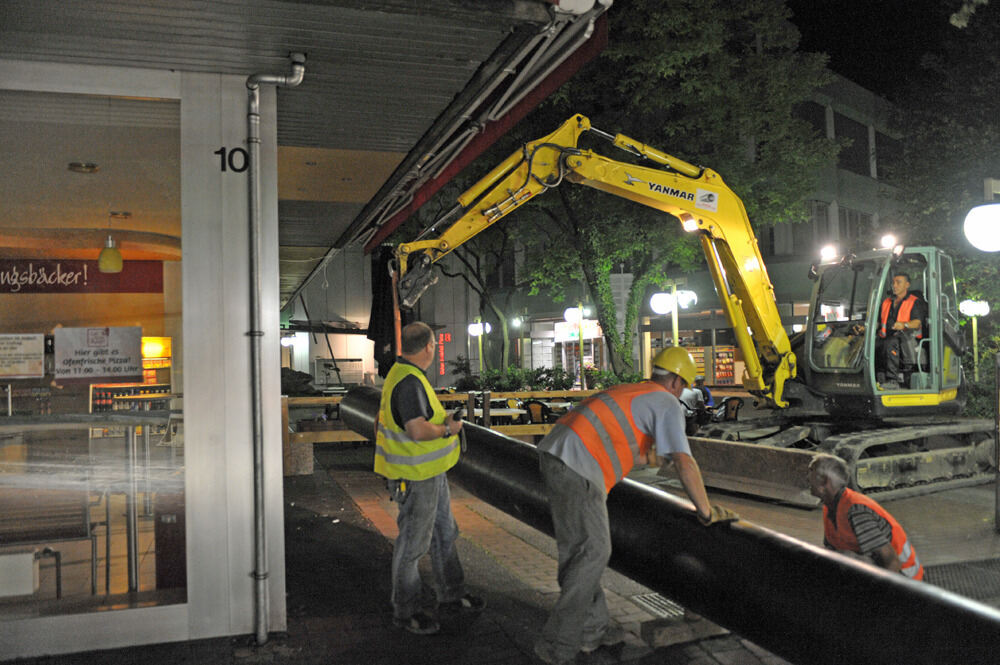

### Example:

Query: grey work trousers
xmin=537 ymin=452 xmax=612 ymax=661
xmin=389 ymin=473 xmax=465 ymax=620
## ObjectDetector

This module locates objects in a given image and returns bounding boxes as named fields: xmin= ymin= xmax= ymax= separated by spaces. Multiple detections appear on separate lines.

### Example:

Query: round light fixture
xmin=963 ymin=202 xmax=1000 ymax=252
xmin=959 ymin=300 xmax=990 ymax=317
xmin=649 ymin=292 xmax=674 ymax=315
xmin=67 ymin=161 xmax=100 ymax=174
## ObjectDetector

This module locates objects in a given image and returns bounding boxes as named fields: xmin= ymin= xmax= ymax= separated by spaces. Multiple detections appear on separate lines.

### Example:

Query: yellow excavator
xmin=395 ymin=114 xmax=995 ymax=507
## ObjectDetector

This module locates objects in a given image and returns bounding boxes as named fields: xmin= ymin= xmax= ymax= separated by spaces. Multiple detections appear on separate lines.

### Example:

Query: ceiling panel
xmin=0 ymin=0 xmax=609 ymax=306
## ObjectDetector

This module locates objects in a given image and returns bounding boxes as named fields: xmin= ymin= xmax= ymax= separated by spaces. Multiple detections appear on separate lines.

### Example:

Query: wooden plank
xmin=492 ymin=424 xmax=553 ymax=436
xmin=291 ymin=430 xmax=369 ymax=444
xmin=286 ymin=396 xmax=344 ymax=407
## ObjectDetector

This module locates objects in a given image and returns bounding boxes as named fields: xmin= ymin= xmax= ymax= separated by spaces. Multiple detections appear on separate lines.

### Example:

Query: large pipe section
xmin=342 ymin=386 xmax=1000 ymax=665
xmin=246 ymin=53 xmax=305 ymax=646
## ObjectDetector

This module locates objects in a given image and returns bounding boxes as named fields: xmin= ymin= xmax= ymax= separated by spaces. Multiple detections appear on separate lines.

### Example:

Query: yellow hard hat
xmin=652 ymin=347 xmax=697 ymax=386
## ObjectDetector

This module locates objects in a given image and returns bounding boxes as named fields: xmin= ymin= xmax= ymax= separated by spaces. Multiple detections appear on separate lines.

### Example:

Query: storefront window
xmin=0 ymin=90 xmax=184 ymax=618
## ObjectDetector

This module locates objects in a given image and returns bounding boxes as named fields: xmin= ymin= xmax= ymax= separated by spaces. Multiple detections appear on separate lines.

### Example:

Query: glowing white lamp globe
xmin=964 ymin=202 xmax=1000 ymax=252
xmin=959 ymin=300 xmax=990 ymax=317
xmin=649 ymin=292 xmax=675 ymax=315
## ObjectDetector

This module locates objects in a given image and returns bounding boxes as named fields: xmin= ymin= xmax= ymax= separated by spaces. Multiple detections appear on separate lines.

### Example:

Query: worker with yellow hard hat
xmin=533 ymin=346 xmax=738 ymax=664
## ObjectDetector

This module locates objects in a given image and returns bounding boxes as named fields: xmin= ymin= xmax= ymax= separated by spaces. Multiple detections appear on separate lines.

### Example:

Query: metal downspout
xmin=246 ymin=52 xmax=305 ymax=646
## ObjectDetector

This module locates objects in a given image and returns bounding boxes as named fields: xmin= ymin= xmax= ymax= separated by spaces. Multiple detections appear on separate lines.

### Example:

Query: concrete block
xmin=0 ymin=551 xmax=39 ymax=597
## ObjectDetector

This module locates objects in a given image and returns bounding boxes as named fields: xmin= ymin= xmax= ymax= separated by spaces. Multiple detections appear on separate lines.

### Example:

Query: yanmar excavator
xmin=394 ymin=114 xmax=995 ymax=507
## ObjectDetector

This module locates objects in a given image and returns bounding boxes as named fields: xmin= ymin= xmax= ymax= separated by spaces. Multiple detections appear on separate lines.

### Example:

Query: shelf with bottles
xmin=686 ymin=346 xmax=707 ymax=377
xmin=713 ymin=347 xmax=735 ymax=385
xmin=89 ymin=382 xmax=173 ymax=413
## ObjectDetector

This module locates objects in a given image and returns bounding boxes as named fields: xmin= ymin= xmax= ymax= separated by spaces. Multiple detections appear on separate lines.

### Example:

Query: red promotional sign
xmin=438 ymin=331 xmax=450 ymax=376
xmin=0 ymin=260 xmax=163 ymax=294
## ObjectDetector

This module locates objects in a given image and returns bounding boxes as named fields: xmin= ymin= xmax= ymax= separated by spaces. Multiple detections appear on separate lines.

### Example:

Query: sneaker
xmin=533 ymin=640 xmax=575 ymax=664
xmin=581 ymin=624 xmax=625 ymax=653
xmin=882 ymin=380 xmax=900 ymax=390
xmin=393 ymin=611 xmax=440 ymax=635
xmin=438 ymin=593 xmax=486 ymax=614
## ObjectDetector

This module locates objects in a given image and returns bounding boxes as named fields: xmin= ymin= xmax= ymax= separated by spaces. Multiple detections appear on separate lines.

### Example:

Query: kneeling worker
xmin=807 ymin=454 xmax=923 ymax=580
xmin=533 ymin=347 xmax=739 ymax=665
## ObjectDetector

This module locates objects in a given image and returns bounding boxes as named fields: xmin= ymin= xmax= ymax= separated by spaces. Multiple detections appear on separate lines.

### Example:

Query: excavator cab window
xmin=809 ymin=259 xmax=879 ymax=371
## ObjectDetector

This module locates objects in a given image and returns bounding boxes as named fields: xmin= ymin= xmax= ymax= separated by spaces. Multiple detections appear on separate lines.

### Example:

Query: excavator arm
xmin=397 ymin=114 xmax=795 ymax=407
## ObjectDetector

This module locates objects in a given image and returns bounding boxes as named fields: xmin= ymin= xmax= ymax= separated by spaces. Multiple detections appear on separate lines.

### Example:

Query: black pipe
xmin=342 ymin=386 xmax=1000 ymax=665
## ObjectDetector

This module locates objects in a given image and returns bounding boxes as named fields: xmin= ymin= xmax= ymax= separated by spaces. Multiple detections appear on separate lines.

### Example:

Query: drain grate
xmin=630 ymin=592 xmax=685 ymax=619
xmin=925 ymin=559 xmax=1000 ymax=602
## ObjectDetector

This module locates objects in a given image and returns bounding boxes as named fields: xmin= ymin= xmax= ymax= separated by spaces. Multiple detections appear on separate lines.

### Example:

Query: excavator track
xmin=826 ymin=419 xmax=995 ymax=501
xmin=687 ymin=417 xmax=995 ymax=508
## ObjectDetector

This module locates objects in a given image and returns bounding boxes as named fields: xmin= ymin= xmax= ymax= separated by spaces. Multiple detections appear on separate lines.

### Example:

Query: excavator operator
xmin=851 ymin=272 xmax=927 ymax=388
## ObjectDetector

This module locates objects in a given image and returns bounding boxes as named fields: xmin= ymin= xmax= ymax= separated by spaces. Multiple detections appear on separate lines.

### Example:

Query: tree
xmin=511 ymin=0 xmax=837 ymax=373
xmin=886 ymin=1 xmax=1000 ymax=415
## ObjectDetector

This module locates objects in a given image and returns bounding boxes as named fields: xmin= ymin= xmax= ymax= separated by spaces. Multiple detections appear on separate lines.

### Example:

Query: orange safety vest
xmin=879 ymin=294 xmax=922 ymax=339
xmin=824 ymin=488 xmax=924 ymax=580
xmin=557 ymin=382 xmax=666 ymax=493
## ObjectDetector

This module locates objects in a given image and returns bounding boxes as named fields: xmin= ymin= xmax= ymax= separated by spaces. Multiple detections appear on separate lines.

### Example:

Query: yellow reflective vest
xmin=374 ymin=361 xmax=460 ymax=480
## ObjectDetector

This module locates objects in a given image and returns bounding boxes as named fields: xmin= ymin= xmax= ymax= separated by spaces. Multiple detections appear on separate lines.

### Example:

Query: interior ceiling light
xmin=98 ymin=211 xmax=127 ymax=274
xmin=67 ymin=161 xmax=100 ymax=174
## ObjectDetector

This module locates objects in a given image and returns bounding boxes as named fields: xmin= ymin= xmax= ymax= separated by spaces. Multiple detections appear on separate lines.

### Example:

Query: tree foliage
xmin=886 ymin=2 xmax=1000 ymax=412
xmin=405 ymin=0 xmax=838 ymax=376
xmin=514 ymin=0 xmax=838 ymax=373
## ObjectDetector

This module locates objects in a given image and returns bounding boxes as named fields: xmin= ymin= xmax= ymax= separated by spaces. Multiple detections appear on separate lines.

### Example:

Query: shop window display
xmin=0 ymin=91 xmax=184 ymax=617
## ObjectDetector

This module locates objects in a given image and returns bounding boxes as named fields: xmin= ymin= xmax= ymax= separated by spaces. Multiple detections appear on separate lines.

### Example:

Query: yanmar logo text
xmin=647 ymin=182 xmax=694 ymax=201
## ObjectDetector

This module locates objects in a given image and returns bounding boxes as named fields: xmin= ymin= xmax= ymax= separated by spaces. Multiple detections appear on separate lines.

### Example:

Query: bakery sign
xmin=0 ymin=259 xmax=163 ymax=294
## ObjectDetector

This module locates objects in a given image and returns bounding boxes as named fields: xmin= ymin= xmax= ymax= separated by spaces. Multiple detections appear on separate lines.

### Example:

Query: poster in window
xmin=54 ymin=326 xmax=142 ymax=381
xmin=0 ymin=334 xmax=45 ymax=379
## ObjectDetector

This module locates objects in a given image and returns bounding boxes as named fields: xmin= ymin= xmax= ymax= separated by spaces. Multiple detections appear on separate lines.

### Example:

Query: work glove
xmin=697 ymin=504 xmax=739 ymax=526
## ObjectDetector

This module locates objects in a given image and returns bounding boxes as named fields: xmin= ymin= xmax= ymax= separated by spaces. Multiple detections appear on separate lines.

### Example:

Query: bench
xmin=0 ymin=488 xmax=98 ymax=598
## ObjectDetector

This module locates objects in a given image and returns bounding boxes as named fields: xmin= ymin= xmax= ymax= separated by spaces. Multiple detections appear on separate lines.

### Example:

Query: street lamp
xmin=650 ymin=285 xmax=697 ymax=347
xmin=563 ymin=305 xmax=589 ymax=389
xmin=959 ymin=300 xmax=990 ymax=382
xmin=467 ymin=318 xmax=491 ymax=373
xmin=964 ymin=178 xmax=1000 ymax=252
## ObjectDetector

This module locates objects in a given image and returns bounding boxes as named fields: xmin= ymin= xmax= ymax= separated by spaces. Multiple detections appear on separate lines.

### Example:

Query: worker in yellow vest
xmin=374 ymin=322 xmax=485 ymax=635
xmin=533 ymin=347 xmax=739 ymax=665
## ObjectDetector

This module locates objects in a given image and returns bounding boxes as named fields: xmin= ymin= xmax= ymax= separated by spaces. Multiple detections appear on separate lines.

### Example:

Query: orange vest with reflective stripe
xmin=879 ymin=294 xmax=921 ymax=339
xmin=824 ymin=488 xmax=924 ymax=580
xmin=557 ymin=382 xmax=665 ymax=493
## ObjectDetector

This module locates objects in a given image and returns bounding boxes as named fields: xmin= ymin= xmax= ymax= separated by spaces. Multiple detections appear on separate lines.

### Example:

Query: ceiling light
xmin=98 ymin=235 xmax=123 ymax=273
xmin=68 ymin=161 xmax=100 ymax=174
xmin=98 ymin=211 xmax=125 ymax=273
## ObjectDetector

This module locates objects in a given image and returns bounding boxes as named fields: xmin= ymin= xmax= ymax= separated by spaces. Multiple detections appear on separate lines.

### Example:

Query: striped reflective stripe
xmin=577 ymin=405 xmax=622 ymax=481
xmin=375 ymin=438 xmax=459 ymax=467
xmin=594 ymin=393 xmax=640 ymax=458
xmin=575 ymin=394 xmax=639 ymax=482
xmin=899 ymin=540 xmax=921 ymax=578
xmin=377 ymin=422 xmax=412 ymax=443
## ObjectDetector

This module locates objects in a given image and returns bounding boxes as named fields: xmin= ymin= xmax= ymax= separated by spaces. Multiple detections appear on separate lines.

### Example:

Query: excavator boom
xmin=397 ymin=114 xmax=795 ymax=406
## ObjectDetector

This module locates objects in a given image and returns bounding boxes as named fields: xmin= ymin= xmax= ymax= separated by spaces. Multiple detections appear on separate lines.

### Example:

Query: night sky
xmin=786 ymin=0 xmax=957 ymax=97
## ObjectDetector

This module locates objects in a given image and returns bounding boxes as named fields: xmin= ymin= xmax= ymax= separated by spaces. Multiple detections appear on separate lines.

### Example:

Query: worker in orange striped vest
xmin=533 ymin=347 xmax=739 ymax=665
xmin=807 ymin=454 xmax=924 ymax=580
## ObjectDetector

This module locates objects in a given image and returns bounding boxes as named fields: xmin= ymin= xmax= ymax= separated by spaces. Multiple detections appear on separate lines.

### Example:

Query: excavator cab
xmin=804 ymin=246 xmax=965 ymax=418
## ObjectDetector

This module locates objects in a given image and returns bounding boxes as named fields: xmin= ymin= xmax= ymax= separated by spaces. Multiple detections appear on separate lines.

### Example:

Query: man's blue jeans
xmin=390 ymin=473 xmax=465 ymax=619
